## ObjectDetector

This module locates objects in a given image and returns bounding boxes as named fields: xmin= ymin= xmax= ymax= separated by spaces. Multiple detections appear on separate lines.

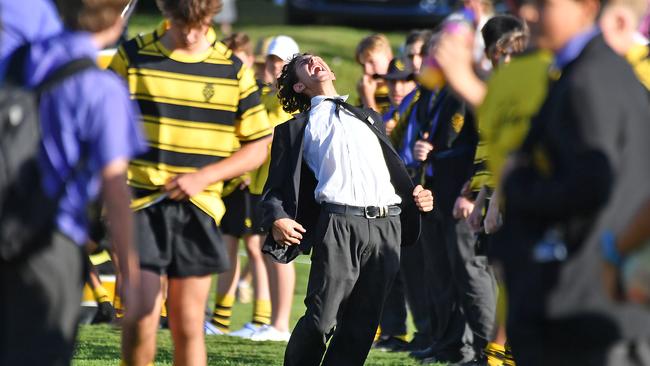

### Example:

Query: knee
xmin=306 ymin=313 xmax=336 ymax=337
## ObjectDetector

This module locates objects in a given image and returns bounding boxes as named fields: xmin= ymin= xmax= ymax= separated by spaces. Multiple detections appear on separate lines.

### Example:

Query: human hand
xmin=164 ymin=172 xmax=210 ymax=201
xmin=414 ymin=140 xmax=434 ymax=162
xmin=385 ymin=118 xmax=397 ymax=136
xmin=435 ymin=32 xmax=474 ymax=85
xmin=413 ymin=184 xmax=434 ymax=212
xmin=453 ymin=196 xmax=475 ymax=219
xmin=467 ymin=201 xmax=484 ymax=233
xmin=484 ymin=196 xmax=503 ymax=234
xmin=272 ymin=218 xmax=307 ymax=246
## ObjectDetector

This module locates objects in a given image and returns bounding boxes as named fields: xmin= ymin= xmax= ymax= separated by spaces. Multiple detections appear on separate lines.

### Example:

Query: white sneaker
xmin=250 ymin=325 xmax=291 ymax=342
xmin=204 ymin=321 xmax=226 ymax=335
xmin=228 ymin=322 xmax=260 ymax=339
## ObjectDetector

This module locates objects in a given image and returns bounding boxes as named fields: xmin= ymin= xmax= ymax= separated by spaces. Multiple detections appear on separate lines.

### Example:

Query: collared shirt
xmin=0 ymin=0 xmax=62 ymax=77
xmin=303 ymin=95 xmax=401 ymax=206
xmin=23 ymin=31 xmax=147 ymax=245
xmin=554 ymin=27 xmax=600 ymax=70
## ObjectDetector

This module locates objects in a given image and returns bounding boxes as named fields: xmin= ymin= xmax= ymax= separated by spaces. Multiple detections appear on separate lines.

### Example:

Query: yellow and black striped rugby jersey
xmin=248 ymin=83 xmax=295 ymax=195
xmin=109 ymin=22 xmax=272 ymax=224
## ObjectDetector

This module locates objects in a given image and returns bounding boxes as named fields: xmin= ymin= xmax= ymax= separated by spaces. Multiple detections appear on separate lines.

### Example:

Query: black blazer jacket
xmin=502 ymin=34 xmax=650 ymax=347
xmin=261 ymin=104 xmax=422 ymax=263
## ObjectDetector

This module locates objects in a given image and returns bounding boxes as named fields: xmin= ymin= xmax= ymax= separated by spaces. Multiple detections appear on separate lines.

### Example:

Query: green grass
xmin=73 ymin=259 xmax=436 ymax=366
xmin=127 ymin=0 xmax=408 ymax=103
xmin=72 ymin=3 xmax=441 ymax=365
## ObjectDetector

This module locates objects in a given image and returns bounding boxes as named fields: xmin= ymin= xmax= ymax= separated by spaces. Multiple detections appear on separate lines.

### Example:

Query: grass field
xmin=72 ymin=2 xmax=440 ymax=365
xmin=73 ymin=259 xmax=436 ymax=366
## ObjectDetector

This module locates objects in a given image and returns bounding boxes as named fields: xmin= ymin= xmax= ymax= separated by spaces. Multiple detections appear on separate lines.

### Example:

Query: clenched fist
xmin=413 ymin=185 xmax=434 ymax=212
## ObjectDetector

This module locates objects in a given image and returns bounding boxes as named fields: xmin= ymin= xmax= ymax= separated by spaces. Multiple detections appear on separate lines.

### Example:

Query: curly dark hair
xmin=276 ymin=53 xmax=313 ymax=114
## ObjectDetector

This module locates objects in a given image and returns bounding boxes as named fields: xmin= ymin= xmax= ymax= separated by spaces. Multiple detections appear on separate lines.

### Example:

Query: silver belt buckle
xmin=364 ymin=206 xmax=387 ymax=219
xmin=364 ymin=206 xmax=378 ymax=219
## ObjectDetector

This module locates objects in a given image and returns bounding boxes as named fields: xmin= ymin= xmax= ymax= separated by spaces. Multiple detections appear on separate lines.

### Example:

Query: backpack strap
xmin=5 ymin=44 xmax=30 ymax=85
xmin=36 ymin=58 xmax=97 ymax=93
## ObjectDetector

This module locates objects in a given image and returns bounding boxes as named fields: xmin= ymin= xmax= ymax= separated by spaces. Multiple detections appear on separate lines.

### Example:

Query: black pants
xmin=284 ymin=212 xmax=401 ymax=366
xmin=380 ymin=242 xmax=432 ymax=344
xmin=0 ymin=232 xmax=86 ymax=366
xmin=422 ymin=211 xmax=496 ymax=361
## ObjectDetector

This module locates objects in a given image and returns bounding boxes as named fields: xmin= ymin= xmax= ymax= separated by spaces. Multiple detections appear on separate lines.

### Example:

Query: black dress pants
xmin=284 ymin=211 xmax=402 ymax=366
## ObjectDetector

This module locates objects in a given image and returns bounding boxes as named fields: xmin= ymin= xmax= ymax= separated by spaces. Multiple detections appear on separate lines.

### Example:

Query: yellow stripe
xmin=128 ymin=67 xmax=240 ymax=86
xmin=146 ymin=140 xmax=234 ymax=157
xmin=133 ymin=94 xmax=238 ymax=113
xmin=239 ymin=104 xmax=266 ymax=120
xmin=142 ymin=121 xmax=236 ymax=156
xmin=129 ymin=77 xmax=240 ymax=110
xmin=128 ymin=164 xmax=223 ymax=193
xmin=129 ymin=159 xmax=198 ymax=174
xmin=239 ymin=84 xmax=258 ymax=100
xmin=141 ymin=115 xmax=235 ymax=132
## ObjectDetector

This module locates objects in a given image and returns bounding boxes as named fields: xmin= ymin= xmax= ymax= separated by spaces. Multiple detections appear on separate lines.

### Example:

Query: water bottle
xmin=418 ymin=8 xmax=475 ymax=91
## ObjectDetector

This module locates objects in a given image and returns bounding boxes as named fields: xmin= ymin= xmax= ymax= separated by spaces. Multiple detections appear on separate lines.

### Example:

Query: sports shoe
xmin=250 ymin=325 xmax=291 ymax=342
xmin=228 ymin=322 xmax=261 ymax=339
xmin=204 ymin=321 xmax=226 ymax=335
xmin=91 ymin=301 xmax=116 ymax=324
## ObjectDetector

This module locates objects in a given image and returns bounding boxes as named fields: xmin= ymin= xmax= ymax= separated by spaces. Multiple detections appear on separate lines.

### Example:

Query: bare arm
xmin=435 ymin=33 xmax=487 ymax=109
xmin=101 ymin=158 xmax=141 ymax=313
xmin=358 ymin=75 xmax=378 ymax=111
xmin=164 ymin=135 xmax=273 ymax=200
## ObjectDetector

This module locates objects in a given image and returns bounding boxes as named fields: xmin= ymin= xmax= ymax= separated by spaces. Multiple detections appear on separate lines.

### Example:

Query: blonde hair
xmin=355 ymin=33 xmax=392 ymax=64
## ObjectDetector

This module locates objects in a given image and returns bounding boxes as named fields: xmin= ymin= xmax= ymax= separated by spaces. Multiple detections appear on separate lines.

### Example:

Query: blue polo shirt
xmin=0 ymin=0 xmax=62 ymax=76
xmin=21 ymin=31 xmax=147 ymax=245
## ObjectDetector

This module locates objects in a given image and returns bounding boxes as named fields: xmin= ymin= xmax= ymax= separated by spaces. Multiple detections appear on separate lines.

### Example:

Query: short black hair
xmin=277 ymin=53 xmax=312 ymax=114
xmin=481 ymin=14 xmax=527 ymax=52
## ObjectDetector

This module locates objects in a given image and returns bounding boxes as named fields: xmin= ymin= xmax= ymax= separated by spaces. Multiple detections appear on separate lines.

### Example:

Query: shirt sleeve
xmin=107 ymin=45 xmax=129 ymax=80
xmin=87 ymin=74 xmax=147 ymax=172
xmin=235 ymin=65 xmax=272 ymax=142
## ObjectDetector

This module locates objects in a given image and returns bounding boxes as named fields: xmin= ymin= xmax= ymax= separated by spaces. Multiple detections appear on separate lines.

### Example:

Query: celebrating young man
xmin=261 ymin=53 xmax=434 ymax=366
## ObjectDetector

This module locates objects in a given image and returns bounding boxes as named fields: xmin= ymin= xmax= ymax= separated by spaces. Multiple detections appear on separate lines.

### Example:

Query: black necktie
xmin=326 ymin=98 xmax=373 ymax=125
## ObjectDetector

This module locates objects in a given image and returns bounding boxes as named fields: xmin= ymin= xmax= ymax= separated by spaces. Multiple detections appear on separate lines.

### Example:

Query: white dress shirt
xmin=303 ymin=95 xmax=401 ymax=207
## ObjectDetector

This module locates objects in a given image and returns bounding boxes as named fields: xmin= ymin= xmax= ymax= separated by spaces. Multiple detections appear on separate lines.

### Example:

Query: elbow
xmin=246 ymin=136 xmax=273 ymax=169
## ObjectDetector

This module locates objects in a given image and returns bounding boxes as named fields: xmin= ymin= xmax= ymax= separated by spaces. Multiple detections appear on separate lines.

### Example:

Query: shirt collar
xmin=310 ymin=95 xmax=349 ymax=109
xmin=554 ymin=27 xmax=600 ymax=70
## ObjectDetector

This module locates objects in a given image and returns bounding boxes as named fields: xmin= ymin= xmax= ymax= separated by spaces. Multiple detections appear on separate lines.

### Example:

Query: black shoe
xmin=410 ymin=346 xmax=437 ymax=360
xmin=404 ymin=334 xmax=434 ymax=352
xmin=373 ymin=336 xmax=409 ymax=352
xmin=91 ymin=301 xmax=116 ymax=324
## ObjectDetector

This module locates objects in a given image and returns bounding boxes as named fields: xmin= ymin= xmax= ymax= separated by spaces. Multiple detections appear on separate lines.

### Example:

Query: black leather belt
xmin=322 ymin=202 xmax=401 ymax=219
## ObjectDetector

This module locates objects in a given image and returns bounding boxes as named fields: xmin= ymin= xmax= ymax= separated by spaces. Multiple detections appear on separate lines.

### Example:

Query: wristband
xmin=600 ymin=230 xmax=623 ymax=267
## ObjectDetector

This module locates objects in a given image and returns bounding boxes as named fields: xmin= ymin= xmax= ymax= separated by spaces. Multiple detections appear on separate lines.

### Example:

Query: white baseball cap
xmin=267 ymin=35 xmax=300 ymax=63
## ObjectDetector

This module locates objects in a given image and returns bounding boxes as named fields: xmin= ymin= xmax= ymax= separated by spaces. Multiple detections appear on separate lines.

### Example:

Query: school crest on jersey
xmin=451 ymin=113 xmax=464 ymax=133
xmin=203 ymin=83 xmax=215 ymax=102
